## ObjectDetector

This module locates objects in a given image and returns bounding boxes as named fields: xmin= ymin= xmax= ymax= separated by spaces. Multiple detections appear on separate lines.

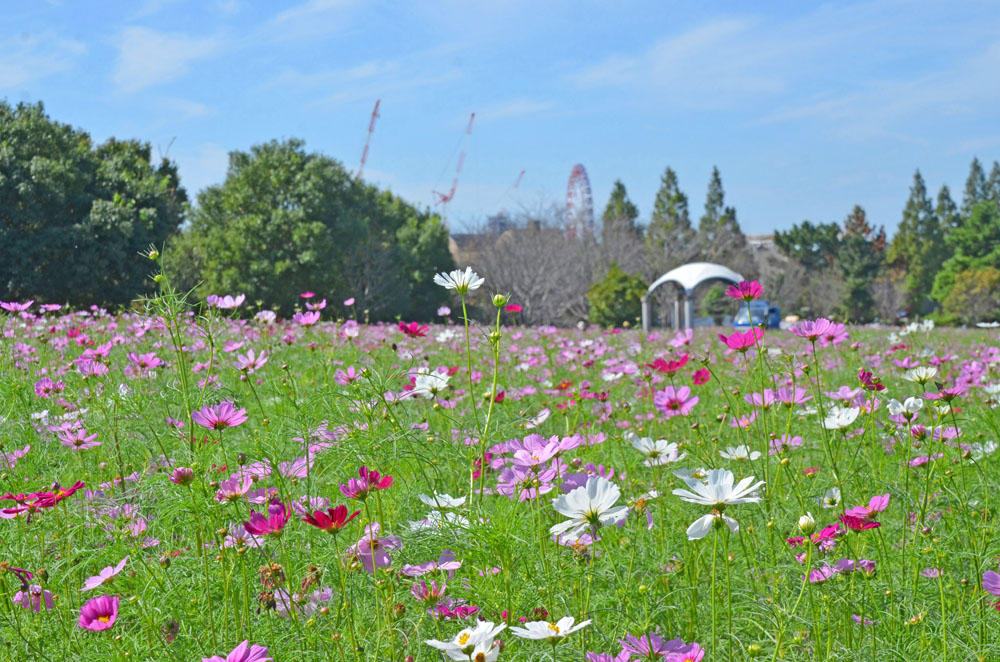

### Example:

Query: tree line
xmin=0 ymin=101 xmax=453 ymax=319
xmin=2 ymin=99 xmax=998 ymax=325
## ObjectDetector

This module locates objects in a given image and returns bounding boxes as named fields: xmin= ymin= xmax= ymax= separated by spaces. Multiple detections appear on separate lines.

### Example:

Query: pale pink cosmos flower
xmin=790 ymin=318 xmax=835 ymax=342
xmin=206 ymin=294 xmax=246 ymax=309
xmin=58 ymin=427 xmax=100 ymax=450
xmin=347 ymin=522 xmax=402 ymax=573
xmin=81 ymin=557 xmax=128 ymax=591
xmin=335 ymin=366 xmax=361 ymax=385
xmin=235 ymin=349 xmax=268 ymax=374
xmin=215 ymin=476 xmax=254 ymax=503
xmin=293 ymin=311 xmax=320 ymax=326
xmin=653 ymin=386 xmax=699 ymax=417
xmin=192 ymin=402 xmax=248 ymax=430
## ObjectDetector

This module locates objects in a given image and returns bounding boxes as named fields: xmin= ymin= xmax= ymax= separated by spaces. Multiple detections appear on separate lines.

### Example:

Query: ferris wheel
xmin=565 ymin=163 xmax=594 ymax=239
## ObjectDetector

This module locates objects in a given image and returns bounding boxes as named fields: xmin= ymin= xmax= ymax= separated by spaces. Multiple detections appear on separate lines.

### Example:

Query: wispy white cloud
xmin=159 ymin=97 xmax=219 ymax=120
xmin=112 ymin=27 xmax=225 ymax=94
xmin=0 ymin=32 xmax=86 ymax=89
xmin=477 ymin=99 xmax=554 ymax=123
xmin=263 ymin=0 xmax=359 ymax=42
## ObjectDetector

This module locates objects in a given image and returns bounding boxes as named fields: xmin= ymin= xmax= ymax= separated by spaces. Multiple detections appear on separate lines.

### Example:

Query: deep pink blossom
xmin=718 ymin=327 xmax=764 ymax=352
xmin=78 ymin=595 xmax=119 ymax=631
xmin=202 ymin=640 xmax=273 ymax=662
xmin=653 ymin=386 xmax=699 ymax=417
xmin=192 ymin=403 xmax=248 ymax=430
xmin=243 ymin=502 xmax=291 ymax=537
xmin=725 ymin=280 xmax=763 ymax=302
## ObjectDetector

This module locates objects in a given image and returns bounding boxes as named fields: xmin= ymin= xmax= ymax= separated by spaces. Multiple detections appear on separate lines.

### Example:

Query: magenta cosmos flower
xmin=340 ymin=466 xmax=393 ymax=500
xmin=725 ymin=280 xmax=763 ymax=302
xmin=82 ymin=556 xmax=128 ymax=591
xmin=78 ymin=595 xmax=119 ymax=631
xmin=983 ymin=564 xmax=1000 ymax=597
xmin=244 ymin=502 xmax=291 ymax=538
xmin=192 ymin=402 xmax=248 ymax=430
xmin=653 ymin=386 xmax=699 ymax=417
xmin=718 ymin=327 xmax=764 ymax=352
xmin=202 ymin=640 xmax=272 ymax=662
xmin=844 ymin=493 xmax=890 ymax=520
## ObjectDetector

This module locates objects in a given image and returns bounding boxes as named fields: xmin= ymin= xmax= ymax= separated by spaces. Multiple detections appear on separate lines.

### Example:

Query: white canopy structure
xmin=641 ymin=262 xmax=745 ymax=332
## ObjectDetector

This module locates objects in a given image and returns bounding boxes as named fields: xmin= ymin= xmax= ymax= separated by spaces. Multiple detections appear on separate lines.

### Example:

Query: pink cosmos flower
xmin=293 ymin=311 xmax=320 ymax=326
xmin=305 ymin=298 xmax=327 ymax=311
xmin=653 ymin=386 xmax=699 ymax=417
xmin=335 ymin=366 xmax=361 ymax=385
xmin=169 ymin=467 xmax=195 ymax=486
xmin=839 ymin=514 xmax=881 ymax=531
xmin=300 ymin=291 xmax=315 ymax=298
xmin=790 ymin=318 xmax=835 ymax=342
xmin=13 ymin=585 xmax=54 ymax=612
xmin=192 ymin=402 xmax=248 ymax=430
xmin=202 ymin=640 xmax=273 ymax=662
xmin=344 ymin=297 xmax=355 ymax=306
xmin=983 ymin=565 xmax=1000 ymax=597
xmin=127 ymin=352 xmax=164 ymax=370
xmin=725 ymin=280 xmax=763 ymax=302
xmin=243 ymin=502 xmax=291 ymax=538
xmin=215 ymin=476 xmax=253 ymax=503
xmin=82 ymin=557 xmax=128 ymax=591
xmin=411 ymin=580 xmax=447 ymax=604
xmin=58 ymin=427 xmax=100 ymax=450
xmin=235 ymin=349 xmax=268 ymax=374
xmin=206 ymin=294 xmax=245 ymax=309
xmin=647 ymin=355 xmax=689 ymax=375
xmin=718 ymin=327 xmax=764 ymax=352
xmin=78 ymin=595 xmax=119 ymax=631
xmin=691 ymin=368 xmax=710 ymax=385
xmin=505 ymin=303 xmax=522 ymax=313
xmin=844 ymin=493 xmax=890 ymax=520
xmin=0 ymin=300 xmax=33 ymax=312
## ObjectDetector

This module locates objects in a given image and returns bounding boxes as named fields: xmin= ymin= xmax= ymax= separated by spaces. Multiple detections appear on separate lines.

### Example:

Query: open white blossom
xmin=524 ymin=408 xmax=551 ymax=429
xmin=433 ymin=267 xmax=485 ymax=295
xmin=673 ymin=468 xmax=764 ymax=540
xmin=822 ymin=405 xmax=860 ymax=430
xmin=719 ymin=445 xmax=761 ymax=462
xmin=549 ymin=476 xmax=628 ymax=539
xmin=510 ymin=616 xmax=591 ymax=643
xmin=820 ymin=486 xmax=842 ymax=509
xmin=629 ymin=436 xmax=686 ymax=467
xmin=887 ymin=397 xmax=923 ymax=419
xmin=409 ymin=370 xmax=450 ymax=399
xmin=901 ymin=366 xmax=937 ymax=384
xmin=426 ymin=621 xmax=506 ymax=661
xmin=417 ymin=492 xmax=466 ymax=509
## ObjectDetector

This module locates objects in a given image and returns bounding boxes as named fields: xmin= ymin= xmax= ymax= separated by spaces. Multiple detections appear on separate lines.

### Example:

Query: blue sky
xmin=4 ymin=0 xmax=1000 ymax=235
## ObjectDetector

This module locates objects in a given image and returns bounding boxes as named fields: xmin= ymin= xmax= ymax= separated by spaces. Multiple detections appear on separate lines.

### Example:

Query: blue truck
xmin=733 ymin=301 xmax=781 ymax=329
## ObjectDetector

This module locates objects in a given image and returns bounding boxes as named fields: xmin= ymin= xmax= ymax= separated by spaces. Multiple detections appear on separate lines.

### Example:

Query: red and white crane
xmin=433 ymin=112 xmax=475 ymax=208
xmin=355 ymin=99 xmax=380 ymax=180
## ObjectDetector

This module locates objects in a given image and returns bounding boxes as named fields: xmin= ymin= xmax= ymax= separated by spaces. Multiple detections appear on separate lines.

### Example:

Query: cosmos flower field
xmin=2 ymin=267 xmax=1000 ymax=662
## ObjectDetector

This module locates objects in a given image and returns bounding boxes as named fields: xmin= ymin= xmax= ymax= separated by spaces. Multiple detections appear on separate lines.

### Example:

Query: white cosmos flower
xmin=820 ymin=486 xmax=842 ymax=509
xmin=409 ymin=370 xmax=450 ymax=398
xmin=822 ymin=405 xmax=860 ymax=430
xmin=977 ymin=321 xmax=1000 ymax=328
xmin=409 ymin=510 xmax=470 ymax=533
xmin=524 ymin=408 xmax=550 ymax=429
xmin=719 ymin=445 xmax=761 ymax=461
xmin=436 ymin=328 xmax=457 ymax=343
xmin=971 ymin=440 xmax=999 ymax=461
xmin=426 ymin=621 xmax=506 ymax=660
xmin=549 ymin=476 xmax=628 ymax=539
xmin=510 ymin=616 xmax=591 ymax=643
xmin=672 ymin=468 xmax=764 ymax=507
xmin=629 ymin=436 xmax=686 ymax=467
xmin=673 ymin=468 xmax=709 ymax=483
xmin=673 ymin=468 xmax=763 ymax=541
xmin=920 ymin=319 xmax=935 ymax=332
xmin=417 ymin=492 xmax=466 ymax=509
xmin=901 ymin=366 xmax=937 ymax=384
xmin=433 ymin=267 xmax=485 ymax=295
xmin=887 ymin=397 xmax=923 ymax=419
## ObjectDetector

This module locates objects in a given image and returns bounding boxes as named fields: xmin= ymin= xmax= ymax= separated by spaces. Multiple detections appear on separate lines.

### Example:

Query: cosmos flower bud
xmin=492 ymin=293 xmax=508 ymax=307
xmin=147 ymin=249 xmax=159 ymax=261
xmin=798 ymin=512 xmax=816 ymax=534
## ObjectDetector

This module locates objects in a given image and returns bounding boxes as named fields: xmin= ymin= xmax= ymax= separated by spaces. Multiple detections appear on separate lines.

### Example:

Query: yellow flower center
xmin=97 ymin=615 xmax=111 ymax=623
xmin=458 ymin=633 xmax=471 ymax=645
xmin=547 ymin=622 xmax=561 ymax=633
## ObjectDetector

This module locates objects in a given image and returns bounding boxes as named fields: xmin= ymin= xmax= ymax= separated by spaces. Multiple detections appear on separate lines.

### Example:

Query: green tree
xmin=935 ymin=184 xmax=961 ymax=234
xmin=886 ymin=170 xmax=946 ymax=314
xmin=169 ymin=138 xmax=452 ymax=319
xmin=586 ymin=263 xmax=647 ymax=327
xmin=961 ymin=157 xmax=987 ymax=218
xmin=0 ymin=101 xmax=186 ymax=306
xmin=601 ymin=180 xmax=640 ymax=238
xmin=647 ymin=167 xmax=693 ymax=251
xmin=941 ymin=266 xmax=1000 ymax=324
xmin=773 ymin=220 xmax=840 ymax=271
xmin=697 ymin=168 xmax=747 ymax=264
xmin=932 ymin=200 xmax=1000 ymax=305
xmin=838 ymin=205 xmax=885 ymax=321
xmin=986 ymin=161 xmax=1000 ymax=203
xmin=698 ymin=166 xmax=725 ymax=241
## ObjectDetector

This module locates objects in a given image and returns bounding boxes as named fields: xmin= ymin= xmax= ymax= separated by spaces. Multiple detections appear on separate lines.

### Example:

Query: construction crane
xmin=497 ymin=169 xmax=526 ymax=218
xmin=355 ymin=99 xmax=380 ymax=180
xmin=432 ymin=112 xmax=475 ymax=210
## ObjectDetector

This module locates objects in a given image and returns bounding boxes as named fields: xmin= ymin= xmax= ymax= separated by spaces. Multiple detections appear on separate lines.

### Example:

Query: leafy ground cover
xmin=1 ymin=265 xmax=999 ymax=662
